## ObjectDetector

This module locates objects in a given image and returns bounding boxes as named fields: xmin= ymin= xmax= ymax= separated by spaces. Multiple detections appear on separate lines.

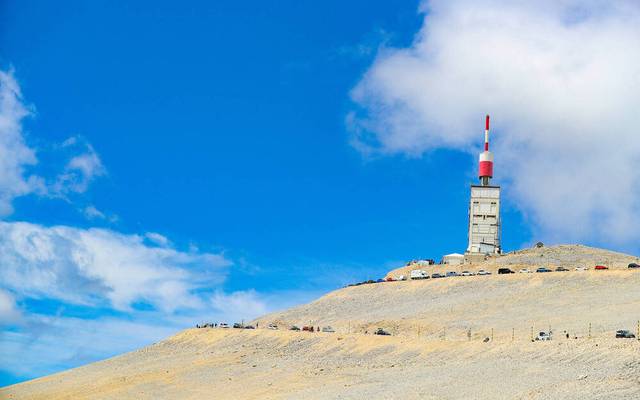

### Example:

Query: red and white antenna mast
xmin=478 ymin=115 xmax=493 ymax=186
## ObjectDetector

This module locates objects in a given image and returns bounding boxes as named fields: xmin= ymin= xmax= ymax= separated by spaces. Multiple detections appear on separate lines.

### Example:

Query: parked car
xmin=460 ymin=271 xmax=474 ymax=276
xmin=536 ymin=267 xmax=552 ymax=273
xmin=233 ymin=323 xmax=243 ymax=329
xmin=397 ymin=275 xmax=406 ymax=281
xmin=322 ymin=326 xmax=335 ymax=333
xmin=244 ymin=325 xmax=255 ymax=329
xmin=628 ymin=263 xmax=640 ymax=269
xmin=498 ymin=268 xmax=514 ymax=274
xmin=302 ymin=326 xmax=314 ymax=332
xmin=518 ymin=268 xmax=532 ymax=273
xmin=376 ymin=278 xmax=385 ymax=283
xmin=290 ymin=325 xmax=300 ymax=331
xmin=615 ymin=329 xmax=636 ymax=338
xmin=386 ymin=277 xmax=394 ymax=282
xmin=410 ymin=270 xmax=429 ymax=280
xmin=594 ymin=265 xmax=609 ymax=270
xmin=219 ymin=323 xmax=230 ymax=328
xmin=535 ymin=331 xmax=552 ymax=341
xmin=374 ymin=328 xmax=391 ymax=336
xmin=574 ymin=266 xmax=588 ymax=271
xmin=431 ymin=273 xmax=445 ymax=278
xmin=477 ymin=269 xmax=491 ymax=276
xmin=267 ymin=323 xmax=278 ymax=330
xmin=555 ymin=267 xmax=570 ymax=272
xmin=446 ymin=271 xmax=459 ymax=277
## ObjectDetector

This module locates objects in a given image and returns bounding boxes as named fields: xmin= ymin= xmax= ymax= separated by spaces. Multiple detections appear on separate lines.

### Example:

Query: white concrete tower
xmin=466 ymin=115 xmax=501 ymax=256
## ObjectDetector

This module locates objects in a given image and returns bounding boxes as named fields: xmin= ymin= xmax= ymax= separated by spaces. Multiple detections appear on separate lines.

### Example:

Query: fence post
xmin=530 ymin=326 xmax=533 ymax=341
xmin=491 ymin=328 xmax=494 ymax=342
xmin=512 ymin=328 xmax=514 ymax=342
xmin=468 ymin=328 xmax=471 ymax=341
xmin=588 ymin=323 xmax=592 ymax=339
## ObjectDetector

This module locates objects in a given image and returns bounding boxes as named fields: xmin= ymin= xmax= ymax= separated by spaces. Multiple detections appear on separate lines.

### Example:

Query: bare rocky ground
xmin=4 ymin=245 xmax=640 ymax=400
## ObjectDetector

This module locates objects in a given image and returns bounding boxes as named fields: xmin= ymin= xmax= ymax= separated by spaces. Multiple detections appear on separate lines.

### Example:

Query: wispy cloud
xmin=0 ymin=70 xmax=107 ymax=215
xmin=53 ymin=138 xmax=106 ymax=195
xmin=349 ymin=0 xmax=640 ymax=248
xmin=0 ymin=289 xmax=21 ymax=326
xmin=0 ymin=70 xmax=45 ymax=215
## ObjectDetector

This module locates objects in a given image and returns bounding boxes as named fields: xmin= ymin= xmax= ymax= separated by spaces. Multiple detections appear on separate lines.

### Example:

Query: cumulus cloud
xmin=349 ymin=0 xmax=640 ymax=247
xmin=0 ymin=221 xmax=232 ymax=312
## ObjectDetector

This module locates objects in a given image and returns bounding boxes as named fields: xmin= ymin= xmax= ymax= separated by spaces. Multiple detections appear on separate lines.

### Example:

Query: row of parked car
xmin=263 ymin=323 xmax=336 ymax=333
xmin=535 ymin=329 xmax=637 ymax=341
xmin=344 ymin=262 xmax=640 ymax=288
xmin=405 ymin=263 xmax=640 ymax=280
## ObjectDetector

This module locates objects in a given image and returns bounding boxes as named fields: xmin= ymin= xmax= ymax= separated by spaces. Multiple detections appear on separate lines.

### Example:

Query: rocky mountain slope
xmin=4 ymin=245 xmax=640 ymax=399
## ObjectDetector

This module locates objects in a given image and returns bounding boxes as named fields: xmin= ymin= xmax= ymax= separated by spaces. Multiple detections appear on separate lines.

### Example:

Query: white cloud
xmin=145 ymin=232 xmax=171 ymax=247
xmin=0 ymin=70 xmax=45 ymax=215
xmin=0 ymin=289 xmax=21 ymax=325
xmin=0 ymin=221 xmax=231 ymax=313
xmin=83 ymin=205 xmax=106 ymax=220
xmin=53 ymin=140 xmax=106 ymax=195
xmin=350 ymin=0 xmax=640 ymax=247
xmin=0 ymin=70 xmax=107 ymax=214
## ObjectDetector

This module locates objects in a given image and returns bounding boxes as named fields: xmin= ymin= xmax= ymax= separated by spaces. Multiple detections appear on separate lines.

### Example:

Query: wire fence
xmin=337 ymin=320 xmax=640 ymax=342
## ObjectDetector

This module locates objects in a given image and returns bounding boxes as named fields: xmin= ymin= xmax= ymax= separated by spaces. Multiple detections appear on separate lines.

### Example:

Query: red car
xmin=594 ymin=265 xmax=609 ymax=270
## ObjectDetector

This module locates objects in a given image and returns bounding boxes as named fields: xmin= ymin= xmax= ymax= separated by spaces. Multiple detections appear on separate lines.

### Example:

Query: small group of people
xmin=196 ymin=323 xmax=217 ymax=328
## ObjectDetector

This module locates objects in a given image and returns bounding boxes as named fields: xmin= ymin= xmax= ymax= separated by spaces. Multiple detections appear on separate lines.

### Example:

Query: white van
xmin=410 ymin=270 xmax=429 ymax=280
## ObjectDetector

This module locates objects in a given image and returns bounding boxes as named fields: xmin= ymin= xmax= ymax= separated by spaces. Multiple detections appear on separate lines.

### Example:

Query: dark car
xmin=374 ymin=328 xmax=391 ymax=336
xmin=244 ymin=325 xmax=255 ymax=329
xmin=290 ymin=326 xmax=301 ymax=331
xmin=594 ymin=265 xmax=609 ymax=270
xmin=432 ymin=273 xmax=445 ymax=279
xmin=445 ymin=271 xmax=458 ymax=277
xmin=233 ymin=323 xmax=243 ymax=329
xmin=616 ymin=330 xmax=636 ymax=338
xmin=628 ymin=263 xmax=640 ymax=269
xmin=536 ymin=267 xmax=552 ymax=273
xmin=555 ymin=267 xmax=570 ymax=272
xmin=498 ymin=268 xmax=514 ymax=274
xmin=376 ymin=278 xmax=385 ymax=283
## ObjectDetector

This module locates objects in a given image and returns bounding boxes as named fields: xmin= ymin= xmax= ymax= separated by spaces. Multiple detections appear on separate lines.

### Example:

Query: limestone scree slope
xmin=3 ymin=245 xmax=640 ymax=399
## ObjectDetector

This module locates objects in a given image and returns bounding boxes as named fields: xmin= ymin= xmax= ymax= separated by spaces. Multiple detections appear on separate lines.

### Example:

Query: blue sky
xmin=2 ymin=0 xmax=640 ymax=387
